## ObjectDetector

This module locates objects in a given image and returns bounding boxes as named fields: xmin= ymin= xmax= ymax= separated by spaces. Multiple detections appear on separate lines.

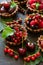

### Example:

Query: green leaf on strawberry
xmin=35 ymin=2 xmax=40 ymax=9
xmin=2 ymin=26 xmax=14 ymax=39
xmin=10 ymin=1 xmax=17 ymax=9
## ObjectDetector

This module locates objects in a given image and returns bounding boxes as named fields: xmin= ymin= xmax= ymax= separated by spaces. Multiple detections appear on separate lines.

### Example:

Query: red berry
xmin=36 ymin=52 xmax=41 ymax=57
xmin=30 ymin=3 xmax=36 ymax=9
xmin=26 ymin=58 xmax=30 ymax=62
xmin=29 ymin=0 xmax=36 ymax=4
xmin=8 ymin=49 xmax=11 ymax=53
xmin=31 ymin=56 xmax=35 ymax=61
xmin=14 ymin=39 xmax=17 ymax=43
xmin=23 ymin=57 xmax=27 ymax=61
xmin=30 ymin=20 xmax=38 ymax=26
xmin=4 ymin=3 xmax=10 ymax=10
xmin=4 ymin=48 xmax=8 ymax=53
xmin=28 ymin=55 xmax=31 ymax=58
xmin=14 ymin=55 xmax=19 ymax=60
xmin=18 ymin=48 xmax=26 ymax=56
xmin=39 ymin=21 xmax=43 ymax=28
xmin=14 ymin=27 xmax=19 ymax=31
xmin=9 ymin=52 xmax=14 ymax=56
xmin=39 ymin=4 xmax=43 ymax=10
xmin=40 ymin=41 xmax=43 ymax=48
xmin=33 ymin=54 xmax=37 ymax=59
xmin=16 ymin=33 xmax=19 ymax=37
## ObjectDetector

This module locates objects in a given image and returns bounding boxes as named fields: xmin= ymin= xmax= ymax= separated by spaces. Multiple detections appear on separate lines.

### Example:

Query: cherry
xmin=26 ymin=42 xmax=35 ymax=51
xmin=4 ymin=3 xmax=10 ymax=10
xmin=18 ymin=48 xmax=26 ymax=56
xmin=31 ymin=56 xmax=35 ymax=61
xmin=14 ymin=55 xmax=19 ymax=60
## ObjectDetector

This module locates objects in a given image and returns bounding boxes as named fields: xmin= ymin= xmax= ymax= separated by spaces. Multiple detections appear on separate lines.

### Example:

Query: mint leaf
xmin=0 ymin=22 xmax=5 ymax=32
xmin=2 ymin=26 xmax=14 ymax=38
xmin=10 ymin=2 xmax=17 ymax=8
xmin=35 ymin=3 xmax=40 ymax=9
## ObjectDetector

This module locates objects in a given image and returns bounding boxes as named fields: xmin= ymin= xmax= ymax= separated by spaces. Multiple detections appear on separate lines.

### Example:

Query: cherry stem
xmin=13 ymin=50 xmax=19 ymax=55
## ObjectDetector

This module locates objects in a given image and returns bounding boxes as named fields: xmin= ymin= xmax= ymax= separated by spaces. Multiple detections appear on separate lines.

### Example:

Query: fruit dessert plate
xmin=2 ymin=20 xmax=27 ymax=46
xmin=27 ymin=0 xmax=43 ymax=13
xmin=25 ymin=13 xmax=43 ymax=32
xmin=0 ymin=1 xmax=18 ymax=17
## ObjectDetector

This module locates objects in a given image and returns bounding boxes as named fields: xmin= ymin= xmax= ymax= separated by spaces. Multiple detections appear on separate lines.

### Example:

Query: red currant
xmin=31 ymin=56 xmax=35 ymax=61
xmin=26 ymin=57 xmax=30 ymax=62
xmin=8 ymin=49 xmax=11 ymax=53
xmin=36 ymin=52 xmax=41 ymax=57
xmin=14 ymin=55 xmax=19 ymax=60
xmin=23 ymin=57 xmax=27 ymax=61
xmin=9 ymin=52 xmax=14 ymax=57
xmin=4 ymin=48 xmax=8 ymax=53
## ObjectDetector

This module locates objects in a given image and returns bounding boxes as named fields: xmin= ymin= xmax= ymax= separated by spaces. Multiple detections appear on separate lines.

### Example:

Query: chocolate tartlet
xmin=37 ymin=35 xmax=43 ymax=52
xmin=0 ymin=1 xmax=18 ymax=17
xmin=5 ymin=20 xmax=27 ymax=46
xmin=25 ymin=13 xmax=43 ymax=32
xmin=26 ymin=0 xmax=43 ymax=14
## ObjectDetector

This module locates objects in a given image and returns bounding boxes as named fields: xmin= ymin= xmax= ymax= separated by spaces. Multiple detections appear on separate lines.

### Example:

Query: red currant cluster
xmin=27 ymin=0 xmax=43 ymax=10
xmin=4 ymin=47 xmax=19 ymax=60
xmin=23 ymin=52 xmax=41 ymax=62
xmin=25 ymin=14 xmax=43 ymax=29
xmin=6 ymin=20 xmax=27 ymax=45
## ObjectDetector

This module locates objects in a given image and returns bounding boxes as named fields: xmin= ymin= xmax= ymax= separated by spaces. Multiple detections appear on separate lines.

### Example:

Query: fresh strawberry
xmin=39 ymin=4 xmax=43 ymax=10
xmin=30 ymin=3 xmax=36 ymax=9
xmin=39 ymin=20 xmax=43 ymax=28
xmin=36 ymin=0 xmax=41 ymax=3
xmin=4 ymin=3 xmax=10 ymax=10
xmin=29 ymin=0 xmax=36 ymax=4
xmin=30 ymin=19 xmax=38 ymax=26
